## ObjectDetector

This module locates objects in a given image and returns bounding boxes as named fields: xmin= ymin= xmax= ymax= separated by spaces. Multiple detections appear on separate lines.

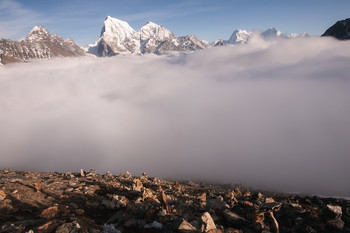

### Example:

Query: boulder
xmin=327 ymin=219 xmax=345 ymax=230
xmin=201 ymin=212 xmax=216 ymax=232
xmin=177 ymin=219 xmax=197 ymax=232
xmin=223 ymin=209 xmax=245 ymax=227
xmin=0 ymin=190 xmax=6 ymax=201
xmin=326 ymin=204 xmax=342 ymax=219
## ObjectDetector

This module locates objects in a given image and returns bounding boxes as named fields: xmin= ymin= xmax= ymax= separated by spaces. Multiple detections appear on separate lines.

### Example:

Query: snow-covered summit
xmin=228 ymin=29 xmax=252 ymax=44
xmin=261 ymin=27 xmax=283 ymax=39
xmin=213 ymin=27 xmax=310 ymax=46
xmin=140 ymin=21 xmax=175 ymax=41
xmin=101 ymin=16 xmax=139 ymax=42
xmin=26 ymin=25 xmax=51 ymax=41
xmin=90 ymin=16 xmax=141 ymax=56
xmin=88 ymin=16 xmax=208 ymax=56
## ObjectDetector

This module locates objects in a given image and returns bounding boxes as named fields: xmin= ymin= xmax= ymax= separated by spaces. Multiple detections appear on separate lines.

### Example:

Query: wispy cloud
xmin=0 ymin=0 xmax=46 ymax=39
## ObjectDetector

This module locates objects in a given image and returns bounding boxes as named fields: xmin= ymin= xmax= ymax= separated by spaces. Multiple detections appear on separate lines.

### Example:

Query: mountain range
xmin=0 ymin=16 xmax=347 ymax=65
xmin=0 ymin=26 xmax=85 ymax=65
xmin=87 ymin=16 xmax=209 ymax=56
xmin=87 ymin=16 xmax=311 ymax=56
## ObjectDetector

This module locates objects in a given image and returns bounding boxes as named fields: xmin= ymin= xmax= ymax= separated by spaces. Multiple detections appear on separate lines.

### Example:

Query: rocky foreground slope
xmin=0 ymin=169 xmax=349 ymax=233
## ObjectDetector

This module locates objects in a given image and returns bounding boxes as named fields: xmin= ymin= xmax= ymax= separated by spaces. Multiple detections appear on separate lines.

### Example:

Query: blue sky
xmin=0 ymin=0 xmax=349 ymax=46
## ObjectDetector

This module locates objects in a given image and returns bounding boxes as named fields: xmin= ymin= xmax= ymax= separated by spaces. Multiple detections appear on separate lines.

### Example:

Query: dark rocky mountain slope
xmin=321 ymin=18 xmax=350 ymax=40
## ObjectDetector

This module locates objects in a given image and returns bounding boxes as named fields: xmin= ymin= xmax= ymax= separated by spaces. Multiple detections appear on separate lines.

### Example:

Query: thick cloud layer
xmin=1 ymin=36 xmax=350 ymax=197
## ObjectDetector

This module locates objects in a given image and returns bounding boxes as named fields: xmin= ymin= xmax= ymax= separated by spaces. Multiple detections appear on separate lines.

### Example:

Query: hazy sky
xmin=1 ymin=36 xmax=350 ymax=197
xmin=0 ymin=0 xmax=350 ymax=45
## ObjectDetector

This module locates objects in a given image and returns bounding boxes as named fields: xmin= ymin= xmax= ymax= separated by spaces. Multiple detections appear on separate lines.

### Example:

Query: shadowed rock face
xmin=322 ymin=18 xmax=350 ymax=40
xmin=0 ymin=26 xmax=85 ymax=64
xmin=1 ymin=169 xmax=349 ymax=233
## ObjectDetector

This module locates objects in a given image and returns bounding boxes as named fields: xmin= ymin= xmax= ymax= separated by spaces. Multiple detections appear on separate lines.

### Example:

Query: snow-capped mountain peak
xmin=26 ymin=25 xmax=50 ymax=41
xmin=88 ymin=16 xmax=208 ymax=56
xmin=261 ymin=27 xmax=283 ymax=39
xmin=140 ymin=21 xmax=175 ymax=41
xmin=228 ymin=29 xmax=252 ymax=44
xmin=101 ymin=16 xmax=138 ymax=42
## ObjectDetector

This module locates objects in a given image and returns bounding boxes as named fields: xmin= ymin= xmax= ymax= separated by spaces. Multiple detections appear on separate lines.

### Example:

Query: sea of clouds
xmin=1 ymin=35 xmax=350 ymax=197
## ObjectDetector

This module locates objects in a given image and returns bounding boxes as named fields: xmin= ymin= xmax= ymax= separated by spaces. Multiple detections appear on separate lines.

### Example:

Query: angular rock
xmin=37 ymin=220 xmax=60 ymax=233
xmin=243 ymin=201 xmax=253 ymax=207
xmin=260 ymin=202 xmax=282 ymax=212
xmin=80 ymin=169 xmax=85 ymax=177
xmin=201 ymin=212 xmax=216 ymax=232
xmin=105 ymin=171 xmax=113 ymax=177
xmin=197 ymin=193 xmax=207 ymax=202
xmin=35 ymin=182 xmax=43 ymax=192
xmin=177 ymin=219 xmax=197 ymax=232
xmin=132 ymin=178 xmax=143 ymax=192
xmin=265 ymin=197 xmax=275 ymax=203
xmin=124 ymin=218 xmax=138 ymax=228
xmin=40 ymin=205 xmax=68 ymax=219
xmin=102 ymin=199 xmax=115 ymax=210
xmin=102 ymin=224 xmax=121 ymax=233
xmin=161 ymin=190 xmax=171 ymax=213
xmin=223 ymin=209 xmax=245 ymax=227
xmin=207 ymin=197 xmax=226 ymax=210
xmin=55 ymin=222 xmax=81 ymax=233
xmin=0 ymin=190 xmax=6 ymax=201
xmin=327 ymin=218 xmax=345 ymax=230
xmin=144 ymin=221 xmax=163 ymax=229
xmin=326 ymin=204 xmax=342 ymax=219
xmin=266 ymin=211 xmax=279 ymax=233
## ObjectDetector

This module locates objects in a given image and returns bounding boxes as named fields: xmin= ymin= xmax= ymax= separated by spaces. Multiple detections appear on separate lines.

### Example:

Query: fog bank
xmin=1 ymin=36 xmax=350 ymax=197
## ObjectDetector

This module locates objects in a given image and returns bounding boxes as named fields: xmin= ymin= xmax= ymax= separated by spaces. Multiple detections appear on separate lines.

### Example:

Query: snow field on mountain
xmin=1 ymin=36 xmax=350 ymax=197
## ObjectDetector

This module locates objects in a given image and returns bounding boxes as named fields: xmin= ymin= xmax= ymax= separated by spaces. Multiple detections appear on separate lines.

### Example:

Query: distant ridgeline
xmin=322 ymin=18 xmax=350 ymax=40
xmin=2 ymin=16 xmax=349 ymax=65
xmin=0 ymin=26 xmax=85 ymax=65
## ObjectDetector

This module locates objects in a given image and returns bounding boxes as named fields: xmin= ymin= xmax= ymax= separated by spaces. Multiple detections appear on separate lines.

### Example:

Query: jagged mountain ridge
xmin=0 ymin=26 xmax=85 ymax=64
xmin=213 ymin=27 xmax=310 ymax=46
xmin=321 ymin=18 xmax=350 ymax=40
xmin=1 ymin=17 xmax=316 ymax=63
xmin=88 ymin=16 xmax=208 ymax=56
